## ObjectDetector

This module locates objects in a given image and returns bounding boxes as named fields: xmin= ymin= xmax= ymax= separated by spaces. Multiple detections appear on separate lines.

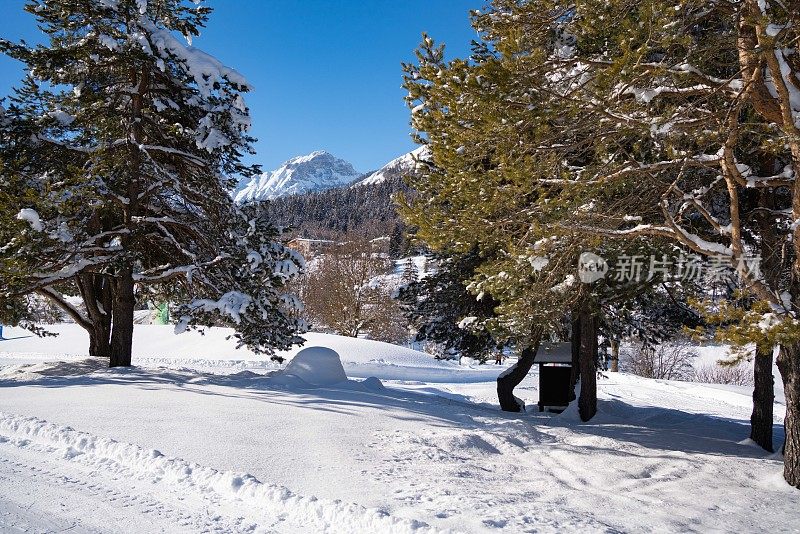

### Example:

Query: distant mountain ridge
xmin=264 ymin=147 xmax=429 ymax=245
xmin=355 ymin=146 xmax=430 ymax=187
xmin=235 ymin=151 xmax=362 ymax=202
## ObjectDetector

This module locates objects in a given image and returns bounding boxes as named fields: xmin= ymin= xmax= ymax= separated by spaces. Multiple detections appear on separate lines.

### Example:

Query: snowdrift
xmin=0 ymin=324 xmax=796 ymax=532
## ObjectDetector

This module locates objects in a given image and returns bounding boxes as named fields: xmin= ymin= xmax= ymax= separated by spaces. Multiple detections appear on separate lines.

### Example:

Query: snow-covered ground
xmin=0 ymin=324 xmax=796 ymax=533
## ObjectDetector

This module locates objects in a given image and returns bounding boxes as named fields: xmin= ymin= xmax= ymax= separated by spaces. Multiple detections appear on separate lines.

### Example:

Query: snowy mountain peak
xmin=285 ymin=150 xmax=332 ymax=164
xmin=235 ymin=151 xmax=361 ymax=202
xmin=355 ymin=146 xmax=430 ymax=187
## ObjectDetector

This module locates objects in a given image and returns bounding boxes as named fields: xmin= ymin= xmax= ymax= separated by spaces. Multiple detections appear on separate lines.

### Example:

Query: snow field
xmin=0 ymin=324 xmax=501 ymax=382
xmin=0 ymin=411 xmax=438 ymax=533
xmin=0 ymin=323 xmax=797 ymax=532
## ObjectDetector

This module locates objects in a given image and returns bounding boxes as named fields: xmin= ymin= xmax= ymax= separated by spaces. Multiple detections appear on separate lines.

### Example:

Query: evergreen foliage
xmin=265 ymin=173 xmax=409 ymax=249
xmin=398 ymin=248 xmax=501 ymax=361
xmin=399 ymin=2 xmax=703 ymax=417
xmin=400 ymin=0 xmax=800 ymax=483
xmin=0 ymin=0 xmax=305 ymax=362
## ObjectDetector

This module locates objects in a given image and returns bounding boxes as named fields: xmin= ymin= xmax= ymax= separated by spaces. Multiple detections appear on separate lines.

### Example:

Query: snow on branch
xmin=139 ymin=144 xmax=208 ymax=166
xmin=175 ymin=291 xmax=253 ymax=334
xmin=591 ymin=154 xmax=721 ymax=183
xmin=16 ymin=209 xmax=44 ymax=232
xmin=622 ymin=84 xmax=715 ymax=104
xmin=140 ymin=19 xmax=251 ymax=95
xmin=133 ymin=255 xmax=229 ymax=283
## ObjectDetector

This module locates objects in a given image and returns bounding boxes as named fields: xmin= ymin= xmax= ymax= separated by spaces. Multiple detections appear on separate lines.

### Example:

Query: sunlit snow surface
xmin=0 ymin=323 xmax=796 ymax=533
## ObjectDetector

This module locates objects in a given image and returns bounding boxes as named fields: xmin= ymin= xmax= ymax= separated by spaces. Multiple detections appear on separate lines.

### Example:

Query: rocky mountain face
xmin=354 ymin=146 xmax=430 ymax=187
xmin=235 ymin=151 xmax=362 ymax=202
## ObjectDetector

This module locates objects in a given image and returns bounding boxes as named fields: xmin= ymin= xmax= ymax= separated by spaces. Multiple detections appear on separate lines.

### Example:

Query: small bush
xmin=693 ymin=363 xmax=753 ymax=386
xmin=622 ymin=339 xmax=697 ymax=380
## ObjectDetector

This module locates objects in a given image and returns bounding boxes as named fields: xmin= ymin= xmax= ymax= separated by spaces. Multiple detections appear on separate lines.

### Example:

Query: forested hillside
xmin=266 ymin=174 xmax=408 ymax=242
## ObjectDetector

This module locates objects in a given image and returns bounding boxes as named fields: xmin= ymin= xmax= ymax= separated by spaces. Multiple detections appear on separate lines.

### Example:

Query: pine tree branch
xmin=36 ymin=286 xmax=92 ymax=331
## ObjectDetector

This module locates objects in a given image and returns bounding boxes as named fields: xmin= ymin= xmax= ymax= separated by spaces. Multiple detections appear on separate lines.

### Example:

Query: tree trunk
xmin=497 ymin=335 xmax=541 ymax=412
xmin=569 ymin=315 xmax=580 ymax=401
xmin=750 ymin=342 xmax=775 ymax=452
xmin=610 ymin=340 xmax=620 ymax=372
xmin=109 ymin=268 xmax=135 ymax=368
xmin=777 ymin=341 xmax=800 ymax=488
xmin=78 ymin=273 xmax=112 ymax=358
xmin=37 ymin=285 xmax=107 ymax=357
xmin=108 ymin=65 xmax=147 ymax=369
xmin=746 ymin=187 xmax=779 ymax=452
xmin=88 ymin=324 xmax=111 ymax=359
xmin=578 ymin=305 xmax=598 ymax=422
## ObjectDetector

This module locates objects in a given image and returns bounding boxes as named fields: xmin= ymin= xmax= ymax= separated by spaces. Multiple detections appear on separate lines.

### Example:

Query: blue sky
xmin=0 ymin=0 xmax=478 ymax=173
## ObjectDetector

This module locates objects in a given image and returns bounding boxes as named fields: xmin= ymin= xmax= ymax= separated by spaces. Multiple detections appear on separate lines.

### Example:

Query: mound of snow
xmin=282 ymin=347 xmax=347 ymax=386
xmin=290 ymin=333 xmax=442 ymax=368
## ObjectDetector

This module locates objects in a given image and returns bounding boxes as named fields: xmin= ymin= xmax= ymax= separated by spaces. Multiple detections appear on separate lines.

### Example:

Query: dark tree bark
xmin=750 ymin=343 xmax=775 ymax=452
xmin=777 ymin=341 xmax=800 ymax=488
xmin=109 ymin=268 xmax=135 ymax=367
xmin=569 ymin=315 xmax=580 ymax=401
xmin=89 ymin=324 xmax=111 ymax=359
xmin=107 ymin=66 xmax=146 ymax=369
xmin=578 ymin=305 xmax=598 ymax=422
xmin=497 ymin=335 xmax=542 ymax=412
xmin=609 ymin=340 xmax=620 ymax=372
xmin=77 ymin=273 xmax=112 ymax=358
xmin=748 ymin=188 xmax=777 ymax=452
xmin=37 ymin=282 xmax=110 ymax=358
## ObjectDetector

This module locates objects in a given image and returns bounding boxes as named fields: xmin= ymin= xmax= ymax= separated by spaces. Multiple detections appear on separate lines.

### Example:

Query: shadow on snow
xmin=0 ymin=363 xmax=783 ymax=460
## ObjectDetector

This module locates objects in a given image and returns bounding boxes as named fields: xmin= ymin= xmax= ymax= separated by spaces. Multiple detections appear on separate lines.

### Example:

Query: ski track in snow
xmin=0 ymin=440 xmax=231 ymax=534
xmin=0 ymin=412 xmax=438 ymax=534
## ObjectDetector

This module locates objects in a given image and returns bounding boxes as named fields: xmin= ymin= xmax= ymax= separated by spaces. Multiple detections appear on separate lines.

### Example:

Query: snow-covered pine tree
xmin=400 ymin=19 xmax=629 ymax=416
xmin=0 ymin=81 xmax=106 ymax=343
xmin=562 ymin=0 xmax=772 ymax=437
xmin=398 ymin=248 xmax=501 ymax=363
xmin=400 ymin=256 xmax=418 ymax=286
xmin=400 ymin=31 xmax=580 ymax=413
xmin=457 ymin=0 xmax=800 ymax=484
xmin=172 ymin=202 xmax=307 ymax=354
xmin=0 ymin=0 xmax=305 ymax=365
xmin=400 ymin=3 xmax=714 ymax=420
xmin=549 ymin=0 xmax=789 ymax=460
